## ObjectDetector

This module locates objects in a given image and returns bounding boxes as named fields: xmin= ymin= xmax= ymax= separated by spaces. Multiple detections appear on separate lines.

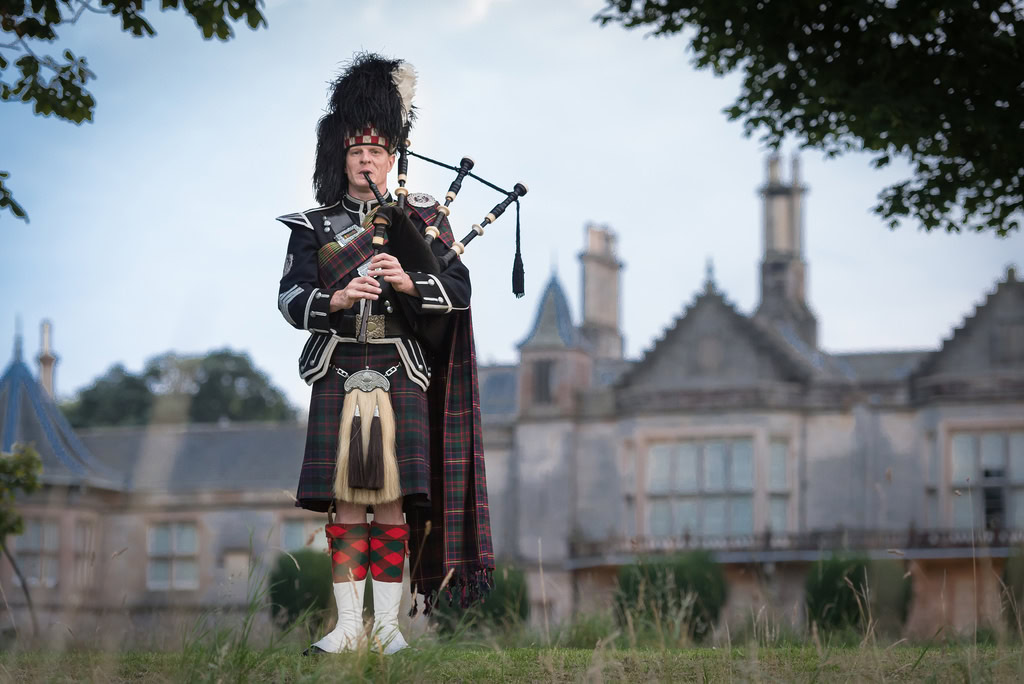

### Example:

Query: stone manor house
xmin=2 ymin=156 xmax=1022 ymax=643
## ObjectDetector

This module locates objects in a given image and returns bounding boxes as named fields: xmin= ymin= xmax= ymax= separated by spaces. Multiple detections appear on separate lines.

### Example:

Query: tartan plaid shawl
xmin=407 ymin=306 xmax=494 ymax=612
xmin=315 ymin=201 xmax=494 ymax=610
xmin=317 ymin=202 xmax=453 ymax=288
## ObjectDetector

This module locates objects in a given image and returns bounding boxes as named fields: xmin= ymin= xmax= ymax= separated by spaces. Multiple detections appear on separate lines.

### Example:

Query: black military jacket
xmin=276 ymin=193 xmax=471 ymax=388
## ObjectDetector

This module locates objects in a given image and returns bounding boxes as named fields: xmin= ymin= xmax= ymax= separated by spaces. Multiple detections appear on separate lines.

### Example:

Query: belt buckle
xmin=366 ymin=314 xmax=385 ymax=340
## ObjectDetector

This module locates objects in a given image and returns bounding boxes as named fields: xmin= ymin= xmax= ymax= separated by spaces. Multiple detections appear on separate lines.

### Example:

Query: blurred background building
xmin=2 ymin=156 xmax=1022 ymax=643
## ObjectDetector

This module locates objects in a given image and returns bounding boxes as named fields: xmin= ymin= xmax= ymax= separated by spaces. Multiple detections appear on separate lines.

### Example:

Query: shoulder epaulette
xmin=276 ymin=201 xmax=341 ymax=230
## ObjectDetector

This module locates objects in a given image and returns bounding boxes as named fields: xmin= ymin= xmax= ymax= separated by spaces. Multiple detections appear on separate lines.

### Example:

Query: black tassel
xmin=348 ymin=414 xmax=368 ymax=489
xmin=364 ymin=415 xmax=385 ymax=490
xmin=512 ymin=199 xmax=525 ymax=298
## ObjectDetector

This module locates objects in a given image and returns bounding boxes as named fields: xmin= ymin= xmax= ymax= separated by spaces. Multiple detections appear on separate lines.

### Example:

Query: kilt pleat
xmin=296 ymin=341 xmax=430 ymax=512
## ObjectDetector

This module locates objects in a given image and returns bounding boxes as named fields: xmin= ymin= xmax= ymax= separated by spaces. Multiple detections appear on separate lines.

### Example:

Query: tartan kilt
xmin=296 ymin=340 xmax=430 ymax=512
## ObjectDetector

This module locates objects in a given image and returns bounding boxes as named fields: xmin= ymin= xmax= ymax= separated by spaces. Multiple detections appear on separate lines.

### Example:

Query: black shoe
xmin=302 ymin=645 xmax=328 ymax=656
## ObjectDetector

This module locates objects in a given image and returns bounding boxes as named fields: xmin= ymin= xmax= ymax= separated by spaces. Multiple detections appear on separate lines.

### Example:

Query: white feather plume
xmin=392 ymin=61 xmax=417 ymax=126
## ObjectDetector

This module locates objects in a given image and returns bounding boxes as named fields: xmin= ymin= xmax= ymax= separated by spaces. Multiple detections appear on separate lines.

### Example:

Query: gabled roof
xmin=0 ymin=336 xmax=124 ymax=491
xmin=79 ymin=423 xmax=304 ymax=493
xmin=518 ymin=275 xmax=580 ymax=349
xmin=914 ymin=265 xmax=1023 ymax=378
xmin=618 ymin=278 xmax=815 ymax=390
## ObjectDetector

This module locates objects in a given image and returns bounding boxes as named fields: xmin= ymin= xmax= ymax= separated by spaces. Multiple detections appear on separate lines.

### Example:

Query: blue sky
xmin=2 ymin=0 xmax=1020 ymax=409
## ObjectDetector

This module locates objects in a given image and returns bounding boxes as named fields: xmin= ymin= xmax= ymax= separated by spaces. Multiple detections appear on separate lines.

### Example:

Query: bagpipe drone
xmin=358 ymin=141 xmax=528 ymax=342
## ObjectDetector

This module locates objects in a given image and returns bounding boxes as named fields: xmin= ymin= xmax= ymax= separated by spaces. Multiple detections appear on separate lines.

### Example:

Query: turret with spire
xmin=1 ymin=323 xmax=122 ymax=489
xmin=517 ymin=274 xmax=592 ymax=416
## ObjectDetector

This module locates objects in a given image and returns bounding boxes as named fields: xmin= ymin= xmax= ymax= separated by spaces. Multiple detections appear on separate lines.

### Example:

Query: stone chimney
xmin=754 ymin=155 xmax=818 ymax=348
xmin=578 ymin=223 xmax=624 ymax=359
xmin=37 ymin=319 xmax=58 ymax=398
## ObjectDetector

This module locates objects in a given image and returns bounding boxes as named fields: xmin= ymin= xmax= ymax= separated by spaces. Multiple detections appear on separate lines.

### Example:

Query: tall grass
xmin=5 ymin=542 xmax=1024 ymax=681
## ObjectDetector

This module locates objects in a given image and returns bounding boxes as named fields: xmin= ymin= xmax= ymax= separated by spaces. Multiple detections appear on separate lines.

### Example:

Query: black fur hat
xmin=313 ymin=52 xmax=417 ymax=206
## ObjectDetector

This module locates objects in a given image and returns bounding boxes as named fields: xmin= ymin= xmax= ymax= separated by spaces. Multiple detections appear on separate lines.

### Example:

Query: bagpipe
xmin=357 ymin=136 xmax=528 ymax=343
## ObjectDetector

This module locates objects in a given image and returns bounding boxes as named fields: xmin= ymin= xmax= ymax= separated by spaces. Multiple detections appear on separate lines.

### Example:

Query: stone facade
xmin=487 ymin=156 xmax=1024 ymax=638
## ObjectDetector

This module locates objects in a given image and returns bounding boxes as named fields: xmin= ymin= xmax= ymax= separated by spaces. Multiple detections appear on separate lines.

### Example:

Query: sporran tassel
xmin=364 ymin=409 xmax=385 ymax=489
xmin=334 ymin=384 xmax=401 ymax=505
xmin=347 ymin=405 xmax=369 ymax=489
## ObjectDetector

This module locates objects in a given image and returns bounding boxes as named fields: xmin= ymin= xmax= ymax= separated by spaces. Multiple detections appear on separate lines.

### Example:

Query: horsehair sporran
xmin=333 ymin=365 xmax=401 ymax=504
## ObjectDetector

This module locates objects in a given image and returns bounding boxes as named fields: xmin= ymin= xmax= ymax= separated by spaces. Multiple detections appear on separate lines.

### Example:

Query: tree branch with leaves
xmin=1 ymin=0 xmax=267 ymax=222
xmin=596 ymin=0 xmax=1023 ymax=235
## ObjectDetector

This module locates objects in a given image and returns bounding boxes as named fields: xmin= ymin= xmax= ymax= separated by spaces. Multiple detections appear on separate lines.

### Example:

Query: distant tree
xmin=64 ymin=348 xmax=295 ymax=427
xmin=596 ymin=1 xmax=1024 ymax=236
xmin=63 ymin=363 xmax=153 ymax=428
xmin=1 ymin=0 xmax=268 ymax=221
xmin=145 ymin=348 xmax=296 ymax=423
xmin=0 ymin=444 xmax=43 ymax=636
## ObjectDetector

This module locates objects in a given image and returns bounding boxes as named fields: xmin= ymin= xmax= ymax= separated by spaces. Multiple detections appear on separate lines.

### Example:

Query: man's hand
xmin=329 ymin=276 xmax=382 ymax=312
xmin=370 ymin=253 xmax=418 ymax=296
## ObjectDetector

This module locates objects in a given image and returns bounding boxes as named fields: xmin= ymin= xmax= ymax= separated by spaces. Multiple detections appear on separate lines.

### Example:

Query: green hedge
xmin=804 ymin=555 xmax=911 ymax=634
xmin=268 ymin=549 xmax=332 ymax=630
xmin=615 ymin=551 xmax=727 ymax=641
xmin=432 ymin=564 xmax=529 ymax=633
xmin=1003 ymin=547 xmax=1024 ymax=630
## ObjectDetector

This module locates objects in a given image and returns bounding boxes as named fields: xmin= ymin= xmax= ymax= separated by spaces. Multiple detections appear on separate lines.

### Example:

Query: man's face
xmin=345 ymin=145 xmax=396 ymax=196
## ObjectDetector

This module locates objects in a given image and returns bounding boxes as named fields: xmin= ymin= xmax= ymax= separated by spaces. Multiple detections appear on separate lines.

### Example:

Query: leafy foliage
xmin=63 ymin=363 xmax=153 ymax=428
xmin=804 ymin=555 xmax=911 ymax=634
xmin=0 ymin=444 xmax=42 ymax=541
xmin=1003 ymin=547 xmax=1024 ymax=630
xmin=615 ymin=551 xmax=726 ymax=641
xmin=0 ymin=170 xmax=26 ymax=219
xmin=596 ymin=1 xmax=1024 ymax=235
xmin=805 ymin=555 xmax=869 ymax=631
xmin=1 ymin=0 xmax=267 ymax=221
xmin=268 ymin=548 xmax=332 ymax=631
xmin=62 ymin=347 xmax=296 ymax=427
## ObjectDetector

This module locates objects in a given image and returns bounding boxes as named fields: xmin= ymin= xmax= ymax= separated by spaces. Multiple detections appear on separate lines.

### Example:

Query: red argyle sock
xmin=369 ymin=522 xmax=409 ymax=583
xmin=325 ymin=522 xmax=369 ymax=582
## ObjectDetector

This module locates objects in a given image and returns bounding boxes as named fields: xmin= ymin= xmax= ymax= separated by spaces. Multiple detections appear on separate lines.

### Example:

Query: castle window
xmin=949 ymin=431 xmax=1024 ymax=530
xmin=646 ymin=438 xmax=756 ymax=538
xmin=73 ymin=520 xmax=96 ymax=588
xmin=147 ymin=522 xmax=199 ymax=590
xmin=222 ymin=550 xmax=251 ymax=583
xmin=533 ymin=360 xmax=554 ymax=404
xmin=767 ymin=440 xmax=791 ymax=534
xmin=13 ymin=518 xmax=59 ymax=588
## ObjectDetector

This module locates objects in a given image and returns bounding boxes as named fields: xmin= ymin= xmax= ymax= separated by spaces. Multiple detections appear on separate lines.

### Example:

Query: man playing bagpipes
xmin=276 ymin=53 xmax=495 ymax=654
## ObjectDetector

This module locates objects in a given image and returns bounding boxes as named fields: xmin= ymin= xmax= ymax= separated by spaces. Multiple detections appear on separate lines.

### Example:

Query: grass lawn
xmin=1 ymin=645 xmax=1023 ymax=682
